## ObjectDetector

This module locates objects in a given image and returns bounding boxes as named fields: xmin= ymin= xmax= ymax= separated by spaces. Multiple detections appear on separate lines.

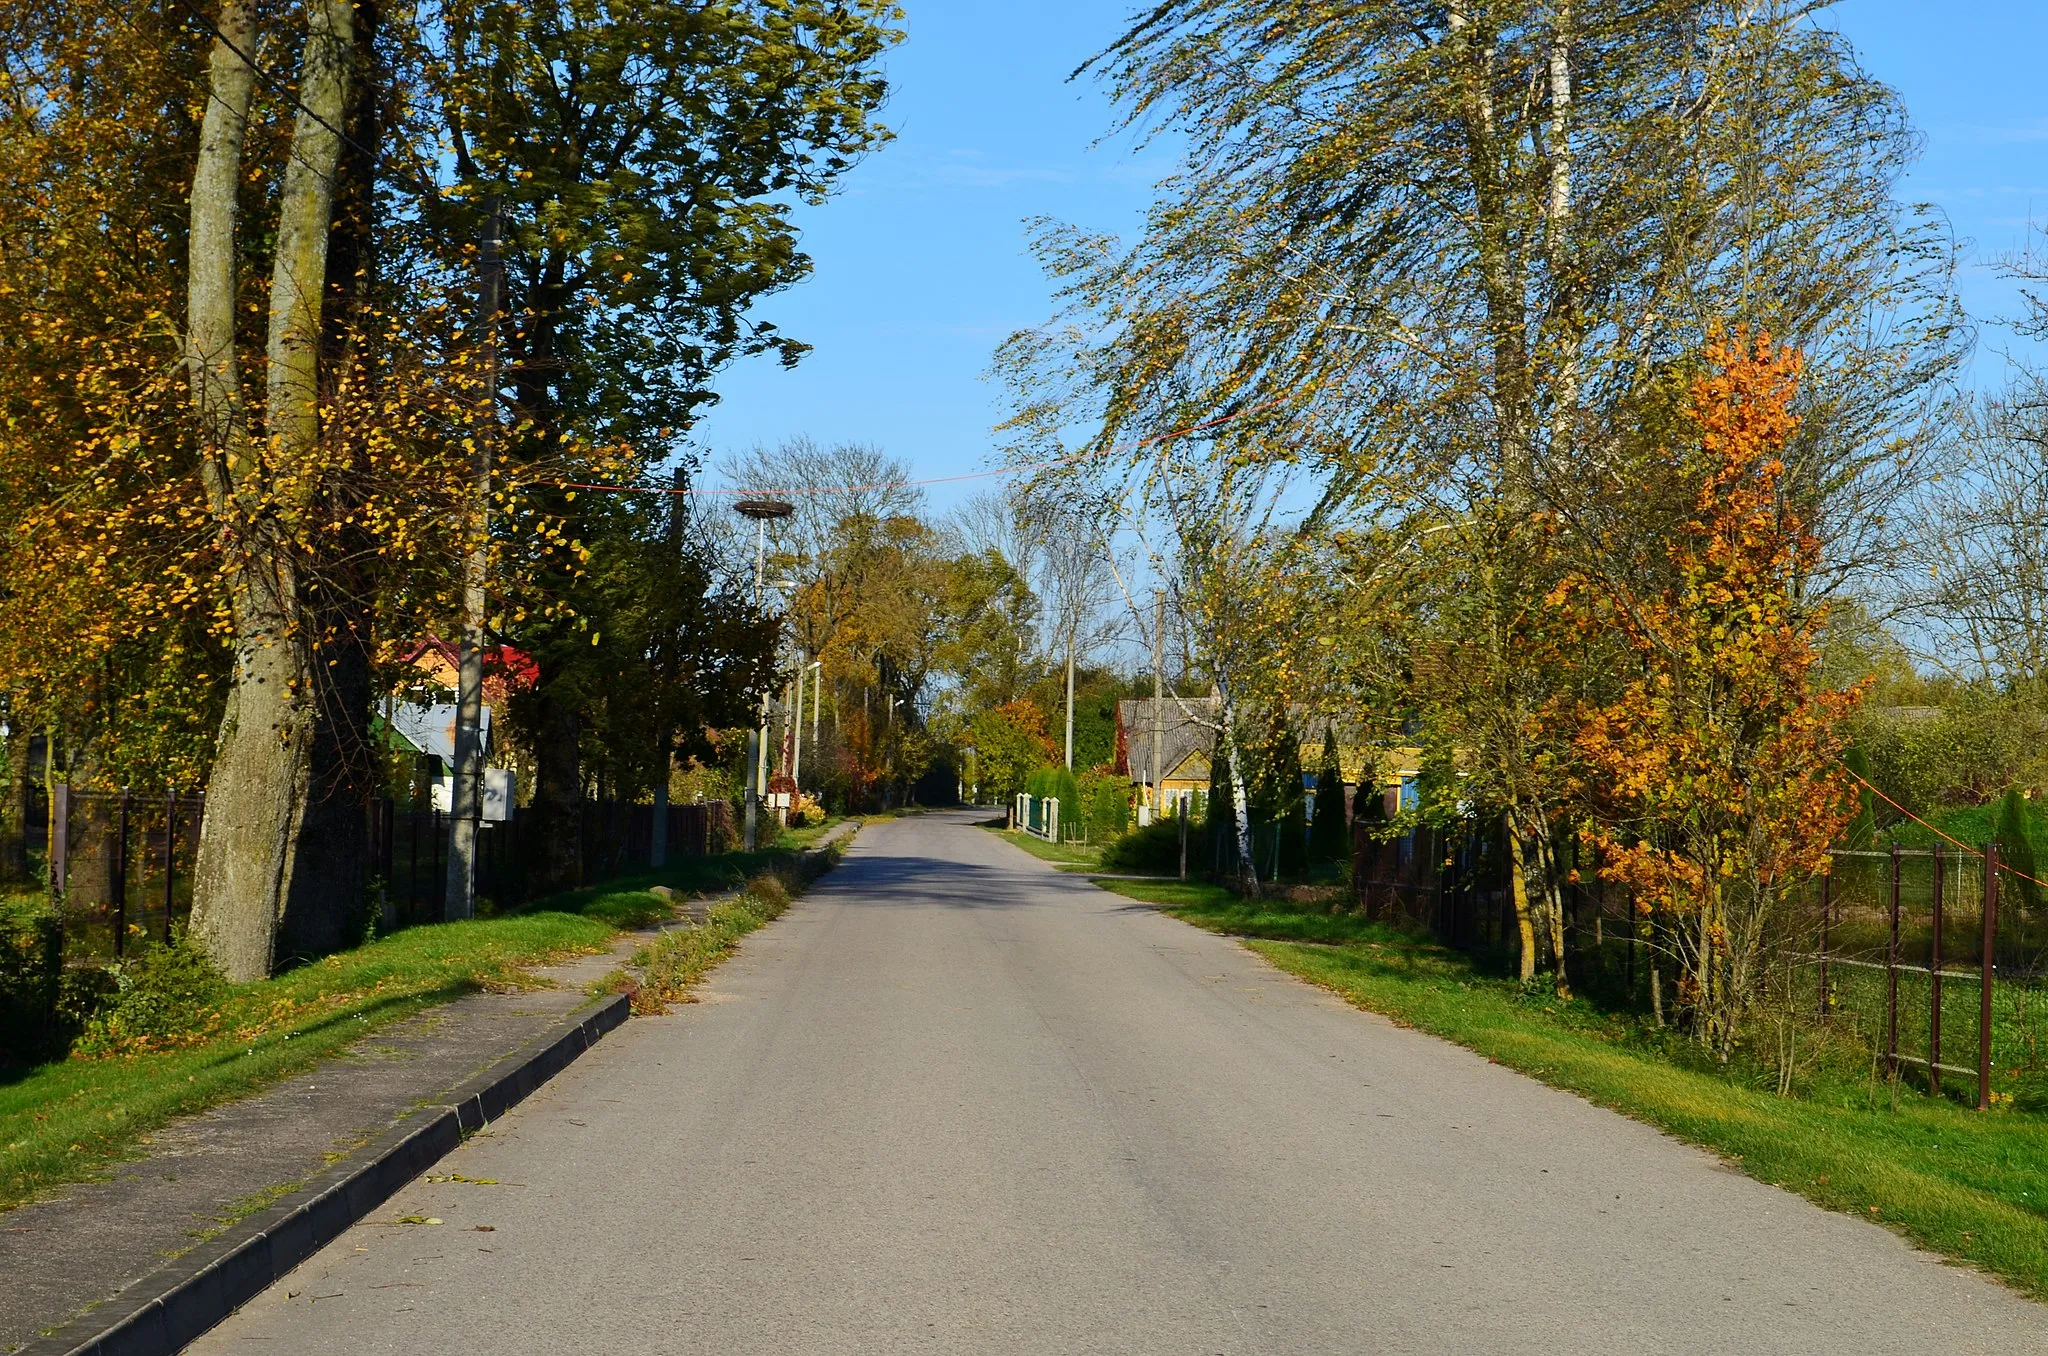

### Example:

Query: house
xmin=379 ymin=637 xmax=538 ymax=820
xmin=1115 ymin=696 xmax=1218 ymax=818
xmin=1114 ymin=697 xmax=1424 ymax=824
xmin=397 ymin=637 xmax=539 ymax=705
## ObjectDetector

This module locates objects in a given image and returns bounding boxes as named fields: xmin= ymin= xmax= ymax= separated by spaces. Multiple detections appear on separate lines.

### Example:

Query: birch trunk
xmin=1216 ymin=681 xmax=1259 ymax=899
xmin=189 ymin=0 xmax=356 ymax=980
xmin=1447 ymin=2 xmax=1533 ymax=488
xmin=1545 ymin=1 xmax=1582 ymax=476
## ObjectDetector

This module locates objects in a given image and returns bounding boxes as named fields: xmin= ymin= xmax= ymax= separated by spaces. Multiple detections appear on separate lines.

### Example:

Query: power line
xmin=167 ymin=0 xmax=449 ymax=203
xmin=538 ymin=398 xmax=1290 ymax=499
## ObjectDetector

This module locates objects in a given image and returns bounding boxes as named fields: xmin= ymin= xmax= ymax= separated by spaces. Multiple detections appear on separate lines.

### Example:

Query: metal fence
xmin=22 ymin=790 xmax=735 ymax=958
xmin=1351 ymin=821 xmax=2048 ymax=1108
xmin=1351 ymin=820 xmax=1518 ymax=953
xmin=370 ymin=799 xmax=735 ymax=927
xmin=44 ymin=787 xmax=204 ymax=960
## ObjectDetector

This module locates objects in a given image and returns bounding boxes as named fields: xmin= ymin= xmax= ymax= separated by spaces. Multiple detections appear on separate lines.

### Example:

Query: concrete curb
xmin=20 ymin=993 xmax=629 ymax=1356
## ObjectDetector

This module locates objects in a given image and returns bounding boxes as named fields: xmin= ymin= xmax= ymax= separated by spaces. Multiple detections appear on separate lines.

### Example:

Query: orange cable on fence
xmin=1838 ymin=762 xmax=2048 ymax=892
xmin=533 ymin=397 xmax=1292 ymax=499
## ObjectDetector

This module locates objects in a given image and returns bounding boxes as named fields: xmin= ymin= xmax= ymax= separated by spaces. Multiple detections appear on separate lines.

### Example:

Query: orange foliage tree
xmin=971 ymin=698 xmax=1058 ymax=803
xmin=1556 ymin=334 xmax=1865 ymax=1054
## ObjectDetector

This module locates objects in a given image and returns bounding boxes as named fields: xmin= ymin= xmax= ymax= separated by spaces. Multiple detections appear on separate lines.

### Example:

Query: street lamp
xmin=734 ymin=497 xmax=793 ymax=850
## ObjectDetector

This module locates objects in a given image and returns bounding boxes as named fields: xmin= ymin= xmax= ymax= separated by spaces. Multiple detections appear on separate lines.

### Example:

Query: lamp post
xmin=734 ymin=497 xmax=793 ymax=850
xmin=791 ymin=657 xmax=821 ymax=805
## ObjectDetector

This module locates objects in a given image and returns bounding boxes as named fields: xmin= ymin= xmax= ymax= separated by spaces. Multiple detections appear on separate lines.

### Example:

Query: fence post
xmin=1887 ymin=842 xmax=1901 ymax=1077
xmin=1930 ymin=842 xmax=1944 ymax=1096
xmin=1817 ymin=869 xmax=1830 ymax=1020
xmin=1980 ymin=840 xmax=1999 ymax=1112
xmin=113 ymin=788 xmax=131 ymax=958
xmin=162 ymin=788 xmax=177 ymax=945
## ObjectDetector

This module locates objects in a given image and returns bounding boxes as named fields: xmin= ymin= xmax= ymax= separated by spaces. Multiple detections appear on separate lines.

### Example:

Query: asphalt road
xmin=193 ymin=810 xmax=2048 ymax=1354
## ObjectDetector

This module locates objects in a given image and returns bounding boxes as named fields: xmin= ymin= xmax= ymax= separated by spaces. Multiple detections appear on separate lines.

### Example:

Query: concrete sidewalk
xmin=2 ymin=823 xmax=853 ymax=1355
xmin=186 ymin=810 xmax=2048 ymax=1355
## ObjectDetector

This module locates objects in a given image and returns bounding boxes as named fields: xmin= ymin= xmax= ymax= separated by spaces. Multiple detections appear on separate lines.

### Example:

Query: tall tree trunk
xmin=1063 ymin=626 xmax=1075 ymax=770
xmin=1216 ymin=681 xmax=1259 ymax=899
xmin=184 ymin=0 xmax=267 ymax=979
xmin=1507 ymin=810 xmax=1537 ymax=984
xmin=1447 ymin=2 xmax=1533 ymax=490
xmin=189 ymin=0 xmax=357 ymax=980
xmin=1544 ymin=1 xmax=1583 ymax=483
xmin=283 ymin=0 xmax=382 ymax=961
xmin=1530 ymin=814 xmax=1573 ymax=999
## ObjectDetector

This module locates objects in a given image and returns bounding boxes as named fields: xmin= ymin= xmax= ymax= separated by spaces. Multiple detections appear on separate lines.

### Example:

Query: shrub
xmin=0 ymin=904 xmax=64 ymax=1064
xmin=1101 ymin=818 xmax=1183 ymax=873
xmin=1080 ymin=772 xmax=1129 ymax=841
xmin=1270 ymin=732 xmax=1308 ymax=879
xmin=1023 ymin=764 xmax=1086 ymax=837
xmin=72 ymin=937 xmax=227 ymax=1058
xmin=1993 ymin=789 xmax=2046 ymax=912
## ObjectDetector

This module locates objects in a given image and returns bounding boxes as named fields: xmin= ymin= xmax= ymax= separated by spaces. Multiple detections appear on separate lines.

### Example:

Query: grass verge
xmin=982 ymin=825 xmax=1109 ymax=870
xmin=1104 ymin=876 xmax=2048 ymax=1300
xmin=0 ymin=823 xmax=845 ymax=1214
xmin=606 ymin=837 xmax=846 ymax=1013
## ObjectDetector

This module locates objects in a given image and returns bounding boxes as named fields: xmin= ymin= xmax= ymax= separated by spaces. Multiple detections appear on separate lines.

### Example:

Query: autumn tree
xmin=1560 ymin=335 xmax=1864 ymax=1054
xmin=972 ymin=699 xmax=1058 ymax=804
xmin=0 ymin=0 xmax=899 ymax=973
xmin=423 ymin=3 xmax=899 ymax=887
xmin=999 ymin=0 xmax=1959 ymax=964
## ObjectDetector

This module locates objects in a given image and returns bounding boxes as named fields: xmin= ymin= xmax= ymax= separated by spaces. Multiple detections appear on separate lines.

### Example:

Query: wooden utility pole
xmin=446 ymin=197 xmax=502 ymax=921
xmin=734 ymin=498 xmax=793 ymax=850
xmin=1151 ymin=590 xmax=1166 ymax=820
xmin=1063 ymin=626 xmax=1076 ymax=770
xmin=649 ymin=463 xmax=687 ymax=870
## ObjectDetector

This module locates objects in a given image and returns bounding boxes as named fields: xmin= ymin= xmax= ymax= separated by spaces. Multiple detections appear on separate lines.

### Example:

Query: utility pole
xmin=792 ymin=657 xmax=820 ymax=798
xmin=446 ymin=196 xmax=502 ymax=922
xmin=1152 ymin=590 xmax=1166 ymax=820
xmin=650 ymin=463 xmax=687 ymax=871
xmin=1063 ymin=623 xmax=1076 ymax=770
xmin=735 ymin=498 xmax=793 ymax=850
xmin=790 ymin=653 xmax=805 ymax=797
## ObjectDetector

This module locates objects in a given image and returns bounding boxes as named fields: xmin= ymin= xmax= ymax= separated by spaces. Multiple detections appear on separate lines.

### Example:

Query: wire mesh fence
xmin=1351 ymin=820 xmax=2048 ymax=1109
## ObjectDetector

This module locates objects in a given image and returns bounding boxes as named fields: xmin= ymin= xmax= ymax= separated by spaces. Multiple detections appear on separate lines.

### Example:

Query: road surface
xmin=194 ymin=810 xmax=2048 ymax=1354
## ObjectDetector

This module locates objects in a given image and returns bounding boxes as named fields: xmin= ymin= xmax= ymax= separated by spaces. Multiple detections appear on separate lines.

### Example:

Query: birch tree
xmin=999 ymin=0 xmax=1961 ymax=982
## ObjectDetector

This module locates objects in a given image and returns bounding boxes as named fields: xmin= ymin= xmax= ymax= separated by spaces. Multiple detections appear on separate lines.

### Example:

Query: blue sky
xmin=689 ymin=2 xmax=2048 ymax=508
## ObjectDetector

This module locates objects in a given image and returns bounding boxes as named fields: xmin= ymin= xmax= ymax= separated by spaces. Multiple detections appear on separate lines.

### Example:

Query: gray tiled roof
xmin=1118 ymin=697 xmax=1219 ymax=784
xmin=1116 ymin=698 xmax=1369 ymax=785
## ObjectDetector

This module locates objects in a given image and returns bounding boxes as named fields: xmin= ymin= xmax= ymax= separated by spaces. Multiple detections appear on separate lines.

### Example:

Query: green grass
xmin=1107 ymin=877 xmax=2048 ymax=1300
xmin=0 ymin=824 xmax=848 ymax=1214
xmin=982 ymin=825 xmax=1109 ymax=870
xmin=613 ymin=838 xmax=846 ymax=1013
